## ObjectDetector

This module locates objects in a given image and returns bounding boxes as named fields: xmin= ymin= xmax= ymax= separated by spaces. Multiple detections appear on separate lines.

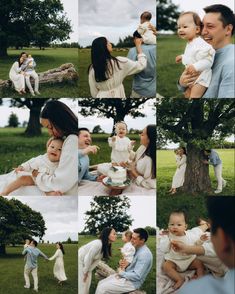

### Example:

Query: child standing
xmin=176 ymin=12 xmax=215 ymax=98
xmin=134 ymin=11 xmax=156 ymax=45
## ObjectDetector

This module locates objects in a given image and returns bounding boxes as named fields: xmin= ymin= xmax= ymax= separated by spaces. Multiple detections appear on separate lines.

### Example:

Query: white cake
xmin=107 ymin=166 xmax=127 ymax=185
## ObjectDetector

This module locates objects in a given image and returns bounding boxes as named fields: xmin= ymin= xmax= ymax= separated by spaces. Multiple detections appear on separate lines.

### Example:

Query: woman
xmin=33 ymin=100 xmax=78 ymax=195
xmin=9 ymin=52 xmax=26 ymax=94
xmin=78 ymin=227 xmax=117 ymax=294
xmin=88 ymin=37 xmax=147 ymax=98
xmin=49 ymin=242 xmax=67 ymax=284
xmin=169 ymin=147 xmax=187 ymax=194
xmin=123 ymin=124 xmax=156 ymax=189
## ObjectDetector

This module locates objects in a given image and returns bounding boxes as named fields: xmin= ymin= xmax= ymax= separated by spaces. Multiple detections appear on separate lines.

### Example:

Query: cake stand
xmin=102 ymin=177 xmax=131 ymax=196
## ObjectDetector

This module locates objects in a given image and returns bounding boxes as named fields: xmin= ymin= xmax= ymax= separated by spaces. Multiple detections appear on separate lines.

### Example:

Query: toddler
xmin=118 ymin=230 xmax=135 ymax=272
xmin=176 ymin=12 xmax=215 ymax=99
xmin=161 ymin=210 xmax=207 ymax=290
xmin=1 ymin=137 xmax=63 ymax=196
xmin=134 ymin=11 xmax=156 ymax=45
xmin=22 ymin=53 xmax=40 ymax=96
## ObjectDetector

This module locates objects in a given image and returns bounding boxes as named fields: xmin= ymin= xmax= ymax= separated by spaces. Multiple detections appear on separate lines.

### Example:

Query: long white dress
xmin=78 ymin=239 xmax=103 ymax=294
xmin=49 ymin=249 xmax=67 ymax=282
xmin=88 ymin=54 xmax=147 ymax=98
xmin=9 ymin=61 xmax=25 ymax=91
xmin=172 ymin=154 xmax=187 ymax=189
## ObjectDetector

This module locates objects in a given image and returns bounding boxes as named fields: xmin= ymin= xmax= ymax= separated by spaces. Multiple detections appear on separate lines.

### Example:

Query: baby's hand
xmin=175 ymin=55 xmax=182 ymax=63
xmin=130 ymin=140 xmax=136 ymax=146
xmin=186 ymin=64 xmax=197 ymax=74
xmin=84 ymin=145 xmax=100 ymax=155
xmin=112 ymin=136 xmax=116 ymax=142
xmin=14 ymin=166 xmax=24 ymax=173
xmin=200 ymin=234 xmax=209 ymax=242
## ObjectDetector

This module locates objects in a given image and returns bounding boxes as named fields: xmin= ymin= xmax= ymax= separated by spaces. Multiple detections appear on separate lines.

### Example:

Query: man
xmin=203 ymin=149 xmax=226 ymax=194
xmin=128 ymin=36 xmax=156 ymax=98
xmin=179 ymin=4 xmax=235 ymax=98
xmin=95 ymin=228 xmax=153 ymax=293
xmin=177 ymin=197 xmax=235 ymax=294
xmin=78 ymin=128 xmax=104 ymax=183
xmin=22 ymin=239 xmax=48 ymax=292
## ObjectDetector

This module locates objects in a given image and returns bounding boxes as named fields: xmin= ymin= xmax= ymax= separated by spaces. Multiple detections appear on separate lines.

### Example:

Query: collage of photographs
xmin=0 ymin=0 xmax=234 ymax=294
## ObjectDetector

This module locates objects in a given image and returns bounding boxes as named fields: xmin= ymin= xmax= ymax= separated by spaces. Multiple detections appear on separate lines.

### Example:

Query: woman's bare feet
xmin=173 ymin=278 xmax=184 ymax=290
xmin=170 ymin=188 xmax=177 ymax=195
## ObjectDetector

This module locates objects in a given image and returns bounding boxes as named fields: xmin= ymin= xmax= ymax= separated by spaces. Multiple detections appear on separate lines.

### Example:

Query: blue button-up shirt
xmin=22 ymin=246 xmax=48 ymax=269
xmin=209 ymin=149 xmax=222 ymax=166
xmin=78 ymin=149 xmax=97 ymax=183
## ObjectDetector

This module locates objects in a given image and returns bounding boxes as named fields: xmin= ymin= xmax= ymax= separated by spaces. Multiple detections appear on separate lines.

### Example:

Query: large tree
xmin=78 ymin=98 xmax=153 ymax=131
xmin=157 ymin=0 xmax=180 ymax=32
xmin=157 ymin=99 xmax=235 ymax=194
xmin=0 ymin=0 xmax=72 ymax=56
xmin=0 ymin=197 xmax=46 ymax=254
xmin=83 ymin=196 xmax=133 ymax=235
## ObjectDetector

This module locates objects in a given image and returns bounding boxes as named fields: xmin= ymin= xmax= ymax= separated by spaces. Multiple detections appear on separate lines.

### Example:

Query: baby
xmin=161 ymin=210 xmax=207 ymax=290
xmin=176 ymin=11 xmax=215 ymax=99
xmin=118 ymin=230 xmax=135 ymax=272
xmin=134 ymin=11 xmax=156 ymax=45
xmin=1 ymin=137 xmax=63 ymax=196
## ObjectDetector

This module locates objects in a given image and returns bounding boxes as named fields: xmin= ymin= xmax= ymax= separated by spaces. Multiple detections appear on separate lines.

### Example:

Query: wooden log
xmin=0 ymin=63 xmax=78 ymax=90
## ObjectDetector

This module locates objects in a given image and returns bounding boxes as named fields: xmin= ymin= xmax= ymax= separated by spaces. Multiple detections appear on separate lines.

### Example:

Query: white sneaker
xmin=222 ymin=180 xmax=227 ymax=188
xmin=24 ymin=285 xmax=30 ymax=289
xmin=30 ymin=91 xmax=35 ymax=96
xmin=214 ymin=189 xmax=222 ymax=194
xmin=33 ymin=289 xmax=38 ymax=292
xmin=35 ymin=91 xmax=41 ymax=95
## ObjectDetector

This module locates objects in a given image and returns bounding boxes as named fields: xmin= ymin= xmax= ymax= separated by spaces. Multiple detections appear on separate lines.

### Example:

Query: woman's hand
xmin=83 ymin=272 xmax=89 ymax=283
xmin=179 ymin=69 xmax=200 ymax=88
xmin=14 ymin=166 xmax=25 ymax=173
xmin=96 ymin=175 xmax=106 ymax=182
xmin=119 ymin=259 xmax=129 ymax=270
xmin=171 ymin=240 xmax=188 ymax=253
xmin=127 ymin=165 xmax=139 ymax=179
xmin=32 ymin=169 xmax=39 ymax=178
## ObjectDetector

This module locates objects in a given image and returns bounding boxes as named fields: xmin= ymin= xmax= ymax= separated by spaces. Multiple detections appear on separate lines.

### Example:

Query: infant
xmin=1 ymin=137 xmax=63 ymax=196
xmin=118 ymin=230 xmax=135 ymax=272
xmin=134 ymin=11 xmax=156 ymax=45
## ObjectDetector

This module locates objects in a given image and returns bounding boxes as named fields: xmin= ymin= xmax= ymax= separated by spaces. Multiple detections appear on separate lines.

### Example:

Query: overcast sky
xmin=78 ymin=196 xmax=156 ymax=232
xmin=78 ymin=0 xmax=156 ymax=46
xmin=9 ymin=196 xmax=78 ymax=243
xmin=78 ymin=99 xmax=156 ymax=133
xmin=61 ymin=0 xmax=78 ymax=42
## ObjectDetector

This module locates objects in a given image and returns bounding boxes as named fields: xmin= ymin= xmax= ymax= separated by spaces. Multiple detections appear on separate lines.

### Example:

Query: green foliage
xmin=92 ymin=125 xmax=103 ymax=134
xmin=7 ymin=112 xmax=19 ymax=128
xmin=116 ymin=35 xmax=134 ymax=48
xmin=157 ymin=0 xmax=180 ymax=31
xmin=145 ymin=226 xmax=156 ymax=235
xmin=83 ymin=196 xmax=133 ymax=235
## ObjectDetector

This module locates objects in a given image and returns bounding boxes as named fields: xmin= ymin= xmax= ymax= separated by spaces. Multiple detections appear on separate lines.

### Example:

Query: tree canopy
xmin=157 ymin=0 xmax=180 ymax=32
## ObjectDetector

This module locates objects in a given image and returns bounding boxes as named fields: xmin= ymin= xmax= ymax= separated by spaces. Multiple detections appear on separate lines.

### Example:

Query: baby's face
xmin=177 ymin=14 xmax=200 ymax=41
xmin=116 ymin=123 xmax=127 ymax=138
xmin=47 ymin=140 xmax=63 ymax=162
xmin=25 ymin=239 xmax=30 ymax=245
xmin=168 ymin=213 xmax=187 ymax=236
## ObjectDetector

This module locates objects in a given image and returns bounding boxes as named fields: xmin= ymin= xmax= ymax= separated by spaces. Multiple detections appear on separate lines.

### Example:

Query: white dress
xmin=88 ymin=54 xmax=147 ymax=98
xmin=9 ymin=61 xmax=25 ymax=91
xmin=35 ymin=135 xmax=78 ymax=195
xmin=108 ymin=136 xmax=133 ymax=163
xmin=49 ymin=249 xmax=67 ymax=282
xmin=182 ymin=37 xmax=215 ymax=87
xmin=172 ymin=154 xmax=187 ymax=189
xmin=121 ymin=242 xmax=135 ymax=263
xmin=137 ymin=21 xmax=156 ymax=45
xmin=78 ymin=239 xmax=103 ymax=294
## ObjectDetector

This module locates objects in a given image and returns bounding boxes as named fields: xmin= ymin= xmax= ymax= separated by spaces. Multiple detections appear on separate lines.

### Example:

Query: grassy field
xmin=157 ymin=149 xmax=235 ymax=197
xmin=78 ymin=235 xmax=156 ymax=293
xmin=78 ymin=49 xmax=133 ymax=97
xmin=0 ymin=48 xmax=78 ymax=98
xmin=0 ymin=244 xmax=77 ymax=294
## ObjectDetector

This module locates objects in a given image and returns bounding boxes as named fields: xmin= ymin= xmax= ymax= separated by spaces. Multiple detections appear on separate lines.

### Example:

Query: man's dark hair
xmin=204 ymin=149 xmax=211 ymax=153
xmin=207 ymin=197 xmax=235 ymax=242
xmin=204 ymin=4 xmax=235 ymax=35
xmin=31 ymin=240 xmax=38 ymax=247
xmin=78 ymin=127 xmax=90 ymax=136
xmin=133 ymin=228 xmax=149 ymax=242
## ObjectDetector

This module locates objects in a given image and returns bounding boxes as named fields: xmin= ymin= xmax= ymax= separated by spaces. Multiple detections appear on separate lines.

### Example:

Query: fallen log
xmin=0 ymin=63 xmax=78 ymax=90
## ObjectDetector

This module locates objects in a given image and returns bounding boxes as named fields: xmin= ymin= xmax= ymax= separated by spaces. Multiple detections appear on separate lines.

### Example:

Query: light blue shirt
xmin=127 ymin=44 xmax=156 ymax=97
xmin=209 ymin=149 xmax=222 ymax=166
xmin=179 ymin=268 xmax=235 ymax=294
xmin=119 ymin=244 xmax=153 ymax=289
xmin=78 ymin=149 xmax=97 ymax=183
xmin=22 ymin=246 xmax=48 ymax=269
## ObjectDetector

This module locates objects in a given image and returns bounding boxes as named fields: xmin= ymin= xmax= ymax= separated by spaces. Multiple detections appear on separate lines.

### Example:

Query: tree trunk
xmin=24 ymin=106 xmax=42 ymax=136
xmin=183 ymin=143 xmax=212 ymax=194
xmin=0 ymin=244 xmax=6 ymax=255
xmin=0 ymin=36 xmax=8 ymax=57
xmin=0 ymin=63 xmax=78 ymax=90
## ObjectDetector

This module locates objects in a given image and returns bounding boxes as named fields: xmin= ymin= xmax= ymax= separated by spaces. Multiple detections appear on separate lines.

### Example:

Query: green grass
xmin=78 ymin=235 xmax=156 ymax=293
xmin=78 ymin=49 xmax=133 ymax=97
xmin=0 ymin=48 xmax=78 ymax=98
xmin=0 ymin=244 xmax=77 ymax=294
xmin=157 ymin=149 xmax=235 ymax=197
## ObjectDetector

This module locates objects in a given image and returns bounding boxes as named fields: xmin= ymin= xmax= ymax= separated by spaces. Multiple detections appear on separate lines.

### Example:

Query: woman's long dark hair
xmin=18 ymin=52 xmax=27 ymax=66
xmin=99 ymin=227 xmax=113 ymax=259
xmin=144 ymin=124 xmax=156 ymax=179
xmin=89 ymin=37 xmax=121 ymax=82
xmin=57 ymin=242 xmax=65 ymax=255
xmin=41 ymin=100 xmax=78 ymax=136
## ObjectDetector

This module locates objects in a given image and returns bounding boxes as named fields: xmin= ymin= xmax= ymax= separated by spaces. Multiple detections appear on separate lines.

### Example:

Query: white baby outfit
xmin=137 ymin=21 xmax=156 ymax=45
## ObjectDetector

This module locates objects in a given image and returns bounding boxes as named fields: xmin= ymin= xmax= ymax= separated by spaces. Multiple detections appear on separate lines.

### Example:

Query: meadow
xmin=0 ymin=48 xmax=78 ymax=98
xmin=78 ymin=235 xmax=156 ymax=294
xmin=0 ymin=244 xmax=77 ymax=294
xmin=78 ymin=49 xmax=133 ymax=97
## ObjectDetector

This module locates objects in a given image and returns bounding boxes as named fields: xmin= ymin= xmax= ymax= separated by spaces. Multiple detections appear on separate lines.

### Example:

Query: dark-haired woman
xmin=33 ymin=100 xmax=78 ymax=195
xmin=169 ymin=147 xmax=187 ymax=194
xmin=78 ymin=227 xmax=117 ymax=294
xmin=88 ymin=37 xmax=147 ymax=98
xmin=49 ymin=242 xmax=67 ymax=284
xmin=122 ymin=125 xmax=156 ymax=189
xmin=9 ymin=52 xmax=27 ymax=94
